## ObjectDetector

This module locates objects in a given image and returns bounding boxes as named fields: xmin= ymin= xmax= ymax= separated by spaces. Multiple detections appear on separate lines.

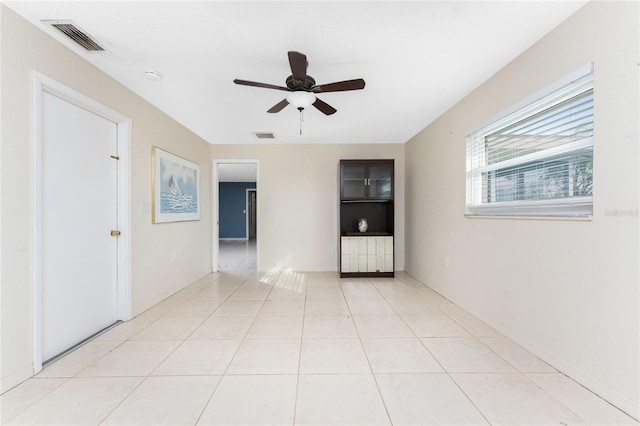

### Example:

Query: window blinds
xmin=466 ymin=70 xmax=594 ymax=216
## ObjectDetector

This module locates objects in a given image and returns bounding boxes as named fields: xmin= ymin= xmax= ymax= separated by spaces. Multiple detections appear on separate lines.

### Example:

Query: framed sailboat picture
xmin=152 ymin=147 xmax=200 ymax=223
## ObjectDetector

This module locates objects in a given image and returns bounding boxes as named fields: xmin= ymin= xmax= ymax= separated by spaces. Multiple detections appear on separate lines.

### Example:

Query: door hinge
xmin=110 ymin=155 xmax=120 ymax=160
xmin=110 ymin=230 xmax=121 ymax=237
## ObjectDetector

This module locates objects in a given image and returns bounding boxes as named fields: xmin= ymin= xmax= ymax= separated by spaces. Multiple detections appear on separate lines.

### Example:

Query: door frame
xmin=33 ymin=72 xmax=132 ymax=373
xmin=245 ymin=188 xmax=257 ymax=241
xmin=212 ymin=159 xmax=259 ymax=272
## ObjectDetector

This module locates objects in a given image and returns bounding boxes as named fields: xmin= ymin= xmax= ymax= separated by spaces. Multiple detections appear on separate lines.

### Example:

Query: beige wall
xmin=1 ymin=6 xmax=212 ymax=391
xmin=405 ymin=1 xmax=639 ymax=417
xmin=211 ymin=144 xmax=404 ymax=272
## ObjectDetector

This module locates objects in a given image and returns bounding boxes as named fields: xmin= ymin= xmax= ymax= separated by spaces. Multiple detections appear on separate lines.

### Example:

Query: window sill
xmin=465 ymin=214 xmax=593 ymax=221
xmin=466 ymin=197 xmax=593 ymax=220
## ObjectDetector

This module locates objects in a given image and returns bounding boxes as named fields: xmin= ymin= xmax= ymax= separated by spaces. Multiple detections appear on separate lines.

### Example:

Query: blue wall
xmin=219 ymin=182 xmax=256 ymax=239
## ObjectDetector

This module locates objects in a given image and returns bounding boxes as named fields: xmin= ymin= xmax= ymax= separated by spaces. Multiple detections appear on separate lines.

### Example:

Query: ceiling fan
xmin=233 ymin=51 xmax=365 ymax=116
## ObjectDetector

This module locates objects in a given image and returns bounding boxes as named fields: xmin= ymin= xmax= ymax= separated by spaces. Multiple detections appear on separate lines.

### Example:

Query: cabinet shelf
xmin=340 ymin=199 xmax=393 ymax=203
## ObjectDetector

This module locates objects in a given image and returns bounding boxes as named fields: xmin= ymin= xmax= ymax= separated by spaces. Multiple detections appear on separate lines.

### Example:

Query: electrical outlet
xmin=444 ymin=257 xmax=450 ymax=267
xmin=172 ymin=251 xmax=177 ymax=261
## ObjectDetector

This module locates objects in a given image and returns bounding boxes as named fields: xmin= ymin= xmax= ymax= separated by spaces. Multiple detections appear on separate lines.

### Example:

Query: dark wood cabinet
xmin=339 ymin=159 xmax=394 ymax=278
xmin=340 ymin=160 xmax=393 ymax=201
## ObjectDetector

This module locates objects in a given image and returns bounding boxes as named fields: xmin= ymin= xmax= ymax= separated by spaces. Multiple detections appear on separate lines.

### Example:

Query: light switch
xmin=139 ymin=202 xmax=150 ymax=214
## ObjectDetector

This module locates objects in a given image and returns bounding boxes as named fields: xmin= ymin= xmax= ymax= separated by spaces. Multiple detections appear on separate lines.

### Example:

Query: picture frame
xmin=152 ymin=146 xmax=200 ymax=223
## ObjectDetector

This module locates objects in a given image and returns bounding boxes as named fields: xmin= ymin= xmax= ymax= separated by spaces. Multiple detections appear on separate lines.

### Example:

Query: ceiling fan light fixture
xmin=286 ymin=91 xmax=316 ymax=109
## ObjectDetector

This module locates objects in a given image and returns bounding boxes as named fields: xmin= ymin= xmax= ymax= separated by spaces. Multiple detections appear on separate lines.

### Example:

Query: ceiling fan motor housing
xmin=286 ymin=75 xmax=316 ymax=91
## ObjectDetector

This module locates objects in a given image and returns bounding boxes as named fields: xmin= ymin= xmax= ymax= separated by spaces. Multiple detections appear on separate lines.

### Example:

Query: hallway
xmin=1 ymin=244 xmax=636 ymax=425
xmin=218 ymin=239 xmax=256 ymax=272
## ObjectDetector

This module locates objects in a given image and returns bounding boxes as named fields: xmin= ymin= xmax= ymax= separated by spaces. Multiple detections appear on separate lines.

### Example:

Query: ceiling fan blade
xmin=313 ymin=98 xmax=337 ymax=115
xmin=288 ymin=51 xmax=308 ymax=81
xmin=267 ymin=99 xmax=289 ymax=113
xmin=313 ymin=79 xmax=366 ymax=93
xmin=234 ymin=79 xmax=289 ymax=92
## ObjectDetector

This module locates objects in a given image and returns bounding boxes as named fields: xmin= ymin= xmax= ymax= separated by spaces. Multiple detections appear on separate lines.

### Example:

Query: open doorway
xmin=212 ymin=160 xmax=259 ymax=272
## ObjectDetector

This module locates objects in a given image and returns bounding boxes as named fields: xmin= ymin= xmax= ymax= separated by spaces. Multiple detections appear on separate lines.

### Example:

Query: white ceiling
xmin=5 ymin=1 xmax=587 ymax=145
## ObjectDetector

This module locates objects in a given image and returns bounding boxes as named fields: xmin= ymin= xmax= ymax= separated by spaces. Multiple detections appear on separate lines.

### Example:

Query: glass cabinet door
xmin=341 ymin=163 xmax=367 ymax=199
xmin=369 ymin=164 xmax=392 ymax=199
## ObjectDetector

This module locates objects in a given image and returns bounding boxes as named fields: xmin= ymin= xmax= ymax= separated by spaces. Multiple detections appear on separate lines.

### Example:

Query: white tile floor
xmin=2 ymin=240 xmax=637 ymax=425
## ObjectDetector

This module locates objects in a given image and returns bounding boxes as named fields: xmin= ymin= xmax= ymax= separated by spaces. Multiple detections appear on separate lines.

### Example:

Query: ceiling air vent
xmin=42 ymin=20 xmax=105 ymax=52
xmin=253 ymin=132 xmax=275 ymax=140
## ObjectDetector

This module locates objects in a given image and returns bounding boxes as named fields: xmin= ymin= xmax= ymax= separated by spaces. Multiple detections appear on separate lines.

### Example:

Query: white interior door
xmin=41 ymin=91 xmax=119 ymax=361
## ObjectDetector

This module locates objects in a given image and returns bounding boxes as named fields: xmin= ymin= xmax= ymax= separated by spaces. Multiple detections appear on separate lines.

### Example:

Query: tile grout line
xmin=403 ymin=298 xmax=494 ymax=425
xmin=1 ymin=376 xmax=72 ymax=424
xmin=386 ymin=282 xmax=497 ymax=425
xmin=101 ymin=269 xmax=249 ymax=425
xmin=9 ymin=258 xmax=631 ymax=425
xmin=193 ymin=269 xmax=271 ymax=425
xmin=291 ymin=271 xmax=310 ymax=426
xmin=21 ymin=315 xmax=164 ymax=425
xmin=341 ymin=277 xmax=395 ymax=426
xmin=97 ymin=273 xmax=235 ymax=425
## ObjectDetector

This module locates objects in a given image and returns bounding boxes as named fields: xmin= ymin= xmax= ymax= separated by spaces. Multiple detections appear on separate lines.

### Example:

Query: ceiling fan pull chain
xmin=298 ymin=107 xmax=304 ymax=135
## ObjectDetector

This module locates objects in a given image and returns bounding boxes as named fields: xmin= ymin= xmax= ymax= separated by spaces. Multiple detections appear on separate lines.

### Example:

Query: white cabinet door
xmin=358 ymin=237 xmax=367 ymax=254
xmin=341 ymin=255 xmax=350 ymax=273
xmin=384 ymin=236 xmax=393 ymax=254
xmin=350 ymin=255 xmax=359 ymax=272
xmin=341 ymin=237 xmax=350 ymax=273
xmin=367 ymin=238 xmax=376 ymax=254
xmin=373 ymin=236 xmax=393 ymax=272
xmin=341 ymin=235 xmax=393 ymax=274
xmin=384 ymin=236 xmax=393 ymax=272
xmin=366 ymin=238 xmax=377 ymax=272
xmin=384 ymin=255 xmax=394 ymax=272
xmin=367 ymin=255 xmax=376 ymax=272
xmin=341 ymin=237 xmax=350 ymax=254
xmin=350 ymin=238 xmax=359 ymax=256
xmin=358 ymin=255 xmax=368 ymax=272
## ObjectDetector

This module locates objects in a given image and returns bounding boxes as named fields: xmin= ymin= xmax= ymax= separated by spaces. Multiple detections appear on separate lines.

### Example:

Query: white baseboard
xmin=131 ymin=268 xmax=212 ymax=317
xmin=403 ymin=270 xmax=638 ymax=421
xmin=1 ymin=363 xmax=34 ymax=394
xmin=482 ymin=318 xmax=639 ymax=420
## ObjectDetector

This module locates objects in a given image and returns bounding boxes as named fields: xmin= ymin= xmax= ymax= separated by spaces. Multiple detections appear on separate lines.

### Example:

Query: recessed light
xmin=144 ymin=70 xmax=162 ymax=80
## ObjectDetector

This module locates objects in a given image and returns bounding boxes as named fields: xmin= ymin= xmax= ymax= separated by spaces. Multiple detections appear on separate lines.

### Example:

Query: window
xmin=466 ymin=66 xmax=593 ymax=217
